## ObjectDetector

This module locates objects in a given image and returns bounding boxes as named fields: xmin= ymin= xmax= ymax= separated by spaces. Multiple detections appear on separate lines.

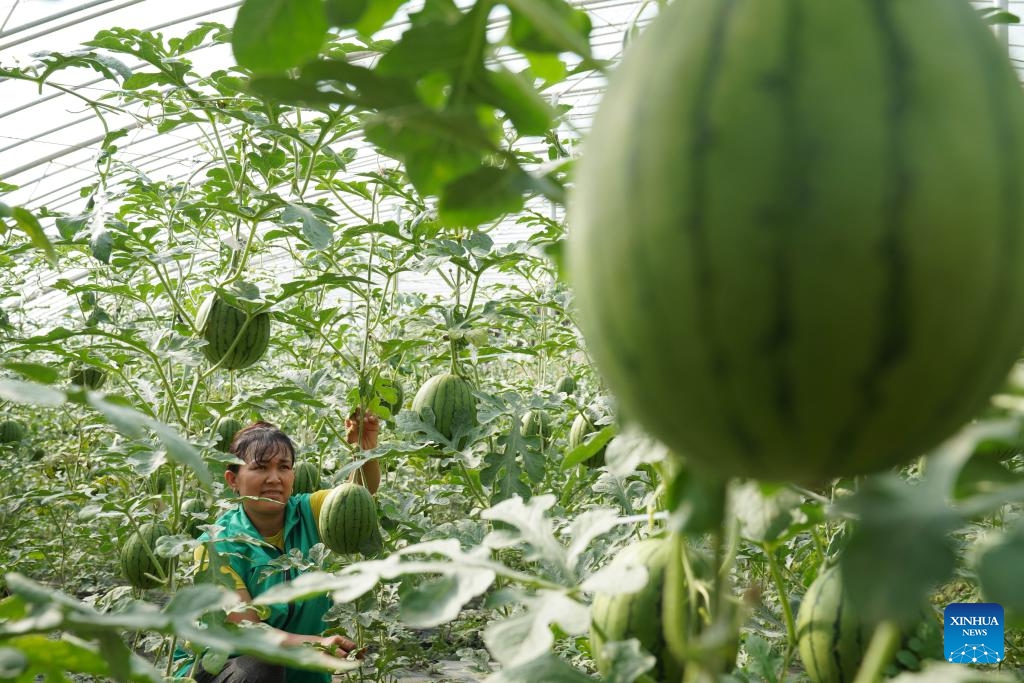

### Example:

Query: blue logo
xmin=944 ymin=603 xmax=1004 ymax=664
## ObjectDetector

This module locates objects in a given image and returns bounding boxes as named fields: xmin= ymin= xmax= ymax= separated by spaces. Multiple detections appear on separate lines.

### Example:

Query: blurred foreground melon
xmin=568 ymin=0 xmax=1024 ymax=483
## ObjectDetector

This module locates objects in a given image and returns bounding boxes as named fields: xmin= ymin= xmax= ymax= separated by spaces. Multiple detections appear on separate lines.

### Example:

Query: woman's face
xmin=225 ymin=446 xmax=294 ymax=517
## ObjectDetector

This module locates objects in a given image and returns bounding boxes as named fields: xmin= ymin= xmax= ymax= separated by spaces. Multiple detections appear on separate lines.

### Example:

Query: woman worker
xmin=176 ymin=411 xmax=381 ymax=683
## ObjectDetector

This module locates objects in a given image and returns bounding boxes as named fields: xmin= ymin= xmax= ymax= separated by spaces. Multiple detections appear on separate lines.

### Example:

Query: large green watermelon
xmin=197 ymin=293 xmax=271 ymax=370
xmin=213 ymin=416 xmax=244 ymax=453
xmin=120 ymin=522 xmax=172 ymax=590
xmin=69 ymin=364 xmax=107 ymax=390
xmin=179 ymin=498 xmax=209 ymax=537
xmin=796 ymin=565 xmax=872 ymax=683
xmin=521 ymin=409 xmax=554 ymax=446
xmin=412 ymin=373 xmax=477 ymax=447
xmin=0 ymin=420 xmax=26 ymax=445
xmin=590 ymin=538 xmax=683 ymax=682
xmin=292 ymin=461 xmax=320 ymax=494
xmin=554 ymin=375 xmax=577 ymax=395
xmin=568 ymin=0 xmax=1024 ymax=483
xmin=568 ymin=413 xmax=606 ymax=468
xmin=318 ymin=483 xmax=378 ymax=555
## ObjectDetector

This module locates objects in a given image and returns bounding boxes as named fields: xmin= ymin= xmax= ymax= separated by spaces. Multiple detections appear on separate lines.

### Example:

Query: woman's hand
xmin=316 ymin=634 xmax=363 ymax=660
xmin=345 ymin=409 xmax=380 ymax=450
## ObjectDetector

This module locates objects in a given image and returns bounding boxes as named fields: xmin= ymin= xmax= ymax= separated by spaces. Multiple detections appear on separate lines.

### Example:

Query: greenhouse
xmin=2 ymin=0 xmax=1024 ymax=681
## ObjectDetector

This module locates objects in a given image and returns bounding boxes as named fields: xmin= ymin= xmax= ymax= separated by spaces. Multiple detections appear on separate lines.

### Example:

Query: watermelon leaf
xmin=973 ymin=525 xmax=1024 ymax=615
xmin=439 ymin=166 xmax=529 ymax=227
xmin=0 ymin=203 xmax=57 ymax=266
xmin=232 ymin=0 xmax=328 ymax=72
xmin=482 ymin=593 xmax=589 ymax=666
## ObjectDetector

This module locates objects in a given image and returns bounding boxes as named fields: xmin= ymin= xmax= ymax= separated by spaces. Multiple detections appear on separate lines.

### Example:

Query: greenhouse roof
xmin=0 ymin=0 xmax=1023 ymax=320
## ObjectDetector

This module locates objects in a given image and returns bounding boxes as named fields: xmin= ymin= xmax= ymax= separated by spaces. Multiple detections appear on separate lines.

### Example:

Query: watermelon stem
xmin=763 ymin=542 xmax=797 ymax=666
xmin=850 ymin=620 xmax=901 ymax=683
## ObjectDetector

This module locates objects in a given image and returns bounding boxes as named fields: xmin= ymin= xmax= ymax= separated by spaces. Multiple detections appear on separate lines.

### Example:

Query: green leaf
xmin=0 ymin=379 xmax=66 ymax=407
xmin=0 ymin=204 xmax=57 ymax=266
xmin=598 ymin=639 xmax=657 ymax=683
xmin=299 ymin=60 xmax=421 ymax=109
xmin=325 ymin=0 xmax=369 ymax=27
xmin=732 ymin=481 xmax=818 ymax=545
xmin=505 ymin=0 xmax=593 ymax=57
xmin=232 ymin=0 xmax=328 ymax=72
xmin=525 ymin=52 xmax=567 ymax=84
xmin=376 ymin=14 xmax=477 ymax=77
xmin=480 ymin=425 xmax=534 ymax=505
xmin=973 ymin=525 xmax=1024 ymax=614
xmin=354 ymin=0 xmax=407 ymax=35
xmin=838 ymin=474 xmax=959 ymax=623
xmin=561 ymin=424 xmax=615 ymax=469
xmin=603 ymin=425 xmax=666 ymax=476
xmin=563 ymin=508 xmax=620 ymax=574
xmin=474 ymin=67 xmax=554 ymax=136
xmin=280 ymin=203 xmax=333 ymax=249
xmin=2 ymin=363 xmax=61 ymax=384
xmin=485 ymin=640 xmax=591 ymax=679
xmin=162 ymin=585 xmax=238 ymax=618
xmin=86 ymin=395 xmax=213 ymax=488
xmin=399 ymin=572 xmax=493 ymax=628
xmin=91 ymin=228 xmax=113 ymax=263
xmin=481 ymin=495 xmax=568 ymax=575
xmin=364 ymin=106 xmax=496 ymax=196
xmin=483 ymin=591 xmax=588 ymax=665
xmin=122 ymin=71 xmax=172 ymax=90
xmin=439 ymin=166 xmax=529 ymax=227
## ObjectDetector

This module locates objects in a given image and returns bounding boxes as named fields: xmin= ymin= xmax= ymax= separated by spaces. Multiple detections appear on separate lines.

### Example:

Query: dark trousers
xmin=192 ymin=655 xmax=285 ymax=683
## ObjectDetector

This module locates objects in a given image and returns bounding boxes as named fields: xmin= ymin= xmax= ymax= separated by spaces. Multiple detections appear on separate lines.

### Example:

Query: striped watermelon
xmin=590 ymin=538 xmax=683 ymax=683
xmin=521 ymin=409 xmax=553 ymax=446
xmin=0 ymin=420 xmax=25 ymax=445
xmin=147 ymin=469 xmax=170 ymax=495
xmin=292 ymin=461 xmax=320 ymax=494
xmin=796 ymin=565 xmax=871 ymax=683
xmin=213 ymin=416 xmax=243 ymax=453
xmin=179 ymin=498 xmax=208 ymax=537
xmin=554 ymin=375 xmax=576 ymax=395
xmin=120 ymin=522 xmax=172 ymax=590
xmin=197 ymin=293 xmax=271 ymax=370
xmin=568 ymin=0 xmax=1024 ymax=483
xmin=318 ymin=482 xmax=378 ymax=555
xmin=569 ymin=413 xmax=605 ymax=468
xmin=70 ymin=365 xmax=107 ymax=390
xmin=412 ymin=373 xmax=477 ymax=447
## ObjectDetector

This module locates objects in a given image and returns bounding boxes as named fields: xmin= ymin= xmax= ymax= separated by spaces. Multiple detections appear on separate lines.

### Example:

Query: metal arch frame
xmin=0 ymin=0 xmax=633 ymax=197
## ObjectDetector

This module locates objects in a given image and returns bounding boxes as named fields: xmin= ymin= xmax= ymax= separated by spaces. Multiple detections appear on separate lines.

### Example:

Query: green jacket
xmin=176 ymin=493 xmax=333 ymax=683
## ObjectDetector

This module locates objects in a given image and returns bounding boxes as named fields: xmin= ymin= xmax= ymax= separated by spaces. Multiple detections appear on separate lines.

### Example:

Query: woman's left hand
xmin=345 ymin=410 xmax=380 ymax=450
xmin=317 ymin=634 xmax=359 ymax=659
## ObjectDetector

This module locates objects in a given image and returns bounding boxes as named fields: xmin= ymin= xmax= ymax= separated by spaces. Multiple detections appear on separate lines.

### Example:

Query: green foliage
xmin=1 ymin=2 xmax=1024 ymax=682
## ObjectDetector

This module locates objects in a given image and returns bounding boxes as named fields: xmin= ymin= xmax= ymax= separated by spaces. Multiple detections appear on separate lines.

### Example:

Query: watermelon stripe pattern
xmin=214 ymin=417 xmax=243 ymax=453
xmin=569 ymin=413 xmax=605 ymax=468
xmin=569 ymin=0 xmax=1024 ymax=483
xmin=292 ymin=461 xmax=320 ymax=494
xmin=0 ymin=420 xmax=25 ymax=444
xmin=318 ymin=483 xmax=378 ymax=555
xmin=120 ymin=522 xmax=172 ymax=590
xmin=411 ymin=373 xmax=478 ymax=446
xmin=198 ymin=294 xmax=271 ymax=370
xmin=797 ymin=565 xmax=870 ymax=683
xmin=590 ymin=538 xmax=683 ymax=683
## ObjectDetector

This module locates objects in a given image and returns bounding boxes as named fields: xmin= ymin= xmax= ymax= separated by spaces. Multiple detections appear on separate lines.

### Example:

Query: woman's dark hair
xmin=227 ymin=421 xmax=295 ymax=473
